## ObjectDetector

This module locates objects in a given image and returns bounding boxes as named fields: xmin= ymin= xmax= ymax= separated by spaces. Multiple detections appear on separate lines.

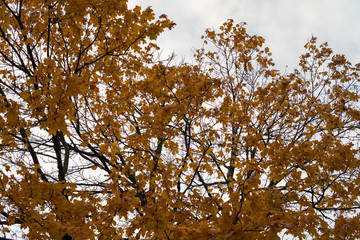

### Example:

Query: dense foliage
xmin=0 ymin=0 xmax=360 ymax=239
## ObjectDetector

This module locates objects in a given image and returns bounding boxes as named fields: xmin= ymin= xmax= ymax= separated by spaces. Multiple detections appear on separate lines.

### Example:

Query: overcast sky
xmin=129 ymin=0 xmax=360 ymax=72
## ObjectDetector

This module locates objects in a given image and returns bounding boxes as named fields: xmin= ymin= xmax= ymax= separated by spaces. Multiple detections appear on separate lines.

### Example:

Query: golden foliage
xmin=0 ymin=1 xmax=359 ymax=239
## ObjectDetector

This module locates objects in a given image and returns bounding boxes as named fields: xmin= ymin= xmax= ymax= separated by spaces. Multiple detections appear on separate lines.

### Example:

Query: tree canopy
xmin=0 ymin=0 xmax=360 ymax=239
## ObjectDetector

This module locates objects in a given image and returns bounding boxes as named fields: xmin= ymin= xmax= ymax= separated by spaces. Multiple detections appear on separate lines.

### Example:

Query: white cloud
xmin=130 ymin=0 xmax=360 ymax=70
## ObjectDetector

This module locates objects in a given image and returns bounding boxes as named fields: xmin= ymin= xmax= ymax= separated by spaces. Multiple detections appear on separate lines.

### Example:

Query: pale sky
xmin=129 ymin=0 xmax=360 ymax=72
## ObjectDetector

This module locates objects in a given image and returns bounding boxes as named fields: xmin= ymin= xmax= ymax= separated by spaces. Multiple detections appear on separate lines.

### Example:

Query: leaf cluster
xmin=0 ymin=1 xmax=359 ymax=239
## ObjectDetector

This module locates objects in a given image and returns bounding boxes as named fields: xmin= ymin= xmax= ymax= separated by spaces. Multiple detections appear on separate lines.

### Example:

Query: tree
xmin=0 ymin=0 xmax=359 ymax=239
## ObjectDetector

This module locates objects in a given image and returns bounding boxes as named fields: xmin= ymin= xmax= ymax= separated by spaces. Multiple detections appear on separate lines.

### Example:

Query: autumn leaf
xmin=0 ymin=2 xmax=359 ymax=240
